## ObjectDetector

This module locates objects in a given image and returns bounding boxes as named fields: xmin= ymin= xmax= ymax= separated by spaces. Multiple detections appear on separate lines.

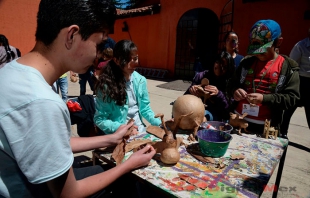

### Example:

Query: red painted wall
xmin=1 ymin=0 xmax=309 ymax=77
xmin=112 ymin=0 xmax=310 ymax=77
xmin=234 ymin=0 xmax=310 ymax=56
xmin=0 ymin=0 xmax=40 ymax=55
xmin=111 ymin=0 xmax=228 ymax=77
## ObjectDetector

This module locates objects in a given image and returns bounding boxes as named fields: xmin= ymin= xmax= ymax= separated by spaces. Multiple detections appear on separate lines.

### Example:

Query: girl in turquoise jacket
xmin=94 ymin=40 xmax=161 ymax=134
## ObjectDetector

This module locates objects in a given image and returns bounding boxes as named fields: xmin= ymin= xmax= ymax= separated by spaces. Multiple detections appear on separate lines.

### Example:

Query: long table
xmin=92 ymin=132 xmax=288 ymax=198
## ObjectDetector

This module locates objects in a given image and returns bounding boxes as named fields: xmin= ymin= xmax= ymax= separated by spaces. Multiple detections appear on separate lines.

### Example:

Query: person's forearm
xmin=73 ymin=163 xmax=132 ymax=198
xmin=50 ymin=144 xmax=154 ymax=198
xmin=70 ymin=136 xmax=114 ymax=153
xmin=52 ymin=163 xmax=133 ymax=198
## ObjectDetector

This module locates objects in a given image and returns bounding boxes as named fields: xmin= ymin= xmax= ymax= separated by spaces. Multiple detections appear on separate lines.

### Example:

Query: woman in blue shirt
xmin=94 ymin=40 xmax=161 ymax=134
xmin=223 ymin=31 xmax=244 ymax=68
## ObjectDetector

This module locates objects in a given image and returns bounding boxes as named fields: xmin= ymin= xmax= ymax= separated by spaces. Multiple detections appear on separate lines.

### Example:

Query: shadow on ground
xmin=156 ymin=79 xmax=192 ymax=92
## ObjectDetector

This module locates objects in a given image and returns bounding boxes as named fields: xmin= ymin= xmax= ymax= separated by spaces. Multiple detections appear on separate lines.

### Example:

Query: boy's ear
xmin=65 ymin=25 xmax=79 ymax=50
xmin=275 ymin=37 xmax=283 ymax=48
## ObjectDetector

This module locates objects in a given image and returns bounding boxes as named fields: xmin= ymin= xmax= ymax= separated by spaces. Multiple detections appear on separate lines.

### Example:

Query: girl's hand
xmin=130 ymin=128 xmax=139 ymax=136
xmin=204 ymin=85 xmax=219 ymax=95
xmin=189 ymin=85 xmax=199 ymax=96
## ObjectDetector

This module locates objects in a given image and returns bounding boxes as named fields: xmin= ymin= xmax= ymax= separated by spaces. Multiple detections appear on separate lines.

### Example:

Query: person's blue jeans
xmin=56 ymin=76 xmax=68 ymax=102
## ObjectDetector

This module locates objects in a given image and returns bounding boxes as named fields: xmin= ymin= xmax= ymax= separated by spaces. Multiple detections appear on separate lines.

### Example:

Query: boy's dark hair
xmin=272 ymin=33 xmax=282 ymax=48
xmin=35 ymin=0 xmax=116 ymax=46
xmin=0 ymin=34 xmax=16 ymax=62
xmin=95 ymin=40 xmax=137 ymax=106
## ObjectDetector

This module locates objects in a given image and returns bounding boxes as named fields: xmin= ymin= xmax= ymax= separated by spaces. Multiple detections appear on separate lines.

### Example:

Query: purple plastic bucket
xmin=200 ymin=121 xmax=233 ymax=134
xmin=197 ymin=129 xmax=233 ymax=157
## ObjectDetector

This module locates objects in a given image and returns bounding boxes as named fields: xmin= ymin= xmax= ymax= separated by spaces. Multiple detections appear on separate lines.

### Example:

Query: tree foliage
xmin=112 ymin=0 xmax=138 ymax=9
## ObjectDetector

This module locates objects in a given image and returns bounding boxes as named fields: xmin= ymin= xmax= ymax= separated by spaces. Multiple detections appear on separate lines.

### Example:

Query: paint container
xmin=197 ymin=129 xmax=232 ymax=157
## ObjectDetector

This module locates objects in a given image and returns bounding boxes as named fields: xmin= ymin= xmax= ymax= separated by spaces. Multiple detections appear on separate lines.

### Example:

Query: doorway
xmin=174 ymin=8 xmax=219 ymax=80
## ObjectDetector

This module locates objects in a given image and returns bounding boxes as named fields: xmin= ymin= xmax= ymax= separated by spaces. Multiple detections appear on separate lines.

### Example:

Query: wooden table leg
xmin=92 ymin=150 xmax=97 ymax=166
xmin=92 ymin=150 xmax=116 ymax=167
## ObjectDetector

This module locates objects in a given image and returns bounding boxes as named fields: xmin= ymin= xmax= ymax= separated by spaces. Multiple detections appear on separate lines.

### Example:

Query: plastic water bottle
xmin=204 ymin=123 xmax=216 ymax=130
xmin=201 ymin=122 xmax=216 ymax=130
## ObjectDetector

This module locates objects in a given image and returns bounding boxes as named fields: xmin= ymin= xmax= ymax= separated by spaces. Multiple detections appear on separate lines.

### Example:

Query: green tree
xmin=125 ymin=0 xmax=138 ymax=9
xmin=112 ymin=0 xmax=138 ymax=9
xmin=112 ymin=0 xmax=126 ymax=8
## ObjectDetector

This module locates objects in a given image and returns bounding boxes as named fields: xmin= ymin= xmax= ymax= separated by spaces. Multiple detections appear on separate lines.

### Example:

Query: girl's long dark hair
xmin=95 ymin=40 xmax=137 ymax=106
xmin=217 ymin=51 xmax=235 ymax=106
xmin=220 ymin=51 xmax=235 ymax=80
xmin=205 ymin=51 xmax=235 ymax=98
xmin=0 ymin=34 xmax=16 ymax=62
xmin=208 ymin=52 xmax=235 ymax=81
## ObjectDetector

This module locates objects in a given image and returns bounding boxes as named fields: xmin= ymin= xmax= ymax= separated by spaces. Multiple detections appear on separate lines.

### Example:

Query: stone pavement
xmin=67 ymin=75 xmax=310 ymax=198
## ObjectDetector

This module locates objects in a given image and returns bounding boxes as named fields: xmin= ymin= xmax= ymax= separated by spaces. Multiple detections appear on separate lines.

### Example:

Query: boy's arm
xmin=70 ymin=122 xmax=134 ymax=153
xmin=262 ymin=68 xmax=300 ymax=110
xmin=47 ymin=145 xmax=155 ymax=198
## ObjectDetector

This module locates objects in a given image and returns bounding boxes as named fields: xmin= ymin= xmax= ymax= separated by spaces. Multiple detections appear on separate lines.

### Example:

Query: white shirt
xmin=126 ymin=77 xmax=146 ymax=132
xmin=0 ymin=60 xmax=73 ymax=197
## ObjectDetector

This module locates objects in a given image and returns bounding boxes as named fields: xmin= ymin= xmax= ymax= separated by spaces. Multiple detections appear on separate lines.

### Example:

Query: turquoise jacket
xmin=94 ymin=71 xmax=161 ymax=134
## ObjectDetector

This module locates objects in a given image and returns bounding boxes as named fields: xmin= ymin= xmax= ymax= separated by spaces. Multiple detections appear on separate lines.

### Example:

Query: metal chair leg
xmin=272 ymin=143 xmax=288 ymax=198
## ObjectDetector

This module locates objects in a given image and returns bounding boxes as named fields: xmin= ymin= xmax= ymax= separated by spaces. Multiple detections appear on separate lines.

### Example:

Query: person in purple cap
xmin=228 ymin=19 xmax=300 ymax=136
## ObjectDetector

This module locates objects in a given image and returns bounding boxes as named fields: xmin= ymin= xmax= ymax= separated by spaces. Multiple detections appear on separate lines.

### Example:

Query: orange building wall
xmin=0 ymin=0 xmax=40 ymax=55
xmin=111 ymin=0 xmax=229 ymax=77
xmin=1 ymin=0 xmax=309 ymax=77
xmin=111 ymin=0 xmax=310 ymax=76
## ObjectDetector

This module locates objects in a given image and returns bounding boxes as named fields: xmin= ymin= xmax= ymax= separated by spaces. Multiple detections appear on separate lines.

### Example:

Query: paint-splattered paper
xmin=99 ymin=133 xmax=288 ymax=198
